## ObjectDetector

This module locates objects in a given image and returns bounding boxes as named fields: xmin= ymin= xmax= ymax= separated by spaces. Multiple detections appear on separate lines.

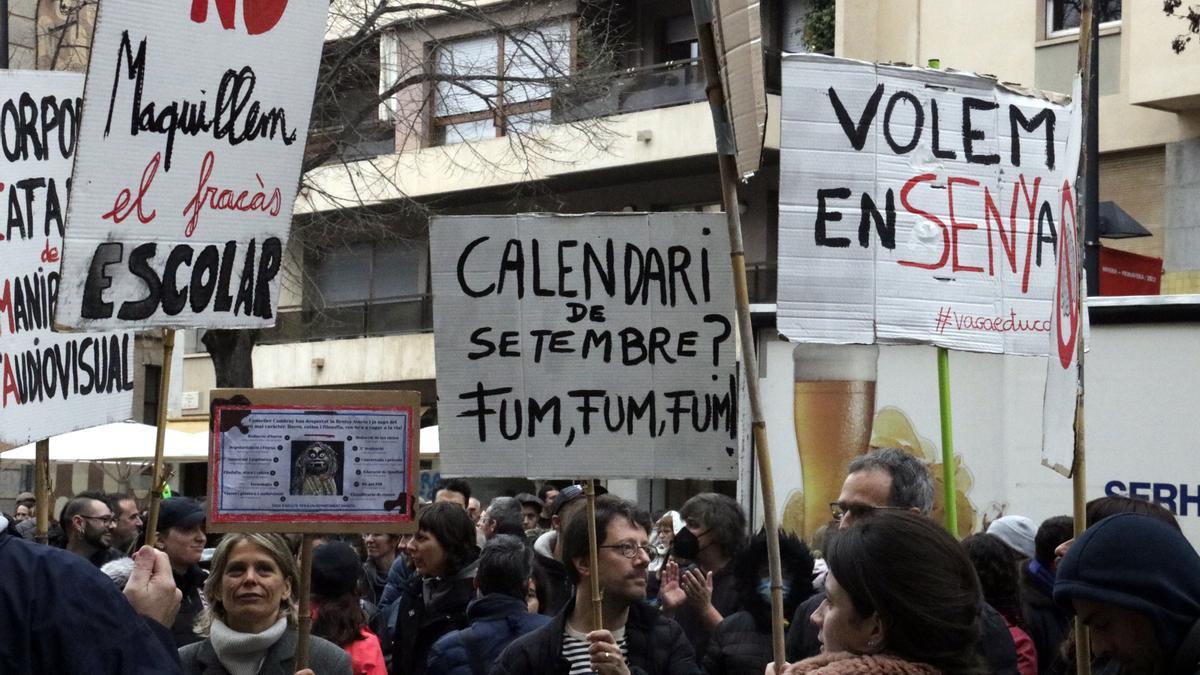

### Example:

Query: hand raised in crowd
xmin=658 ymin=560 xmax=688 ymax=610
xmin=587 ymin=629 xmax=631 ymax=675
xmin=680 ymin=566 xmax=714 ymax=610
xmin=122 ymin=545 xmax=182 ymax=628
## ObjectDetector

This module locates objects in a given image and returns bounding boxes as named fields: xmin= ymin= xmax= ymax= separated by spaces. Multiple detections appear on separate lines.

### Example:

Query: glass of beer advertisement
xmin=788 ymin=343 xmax=878 ymax=542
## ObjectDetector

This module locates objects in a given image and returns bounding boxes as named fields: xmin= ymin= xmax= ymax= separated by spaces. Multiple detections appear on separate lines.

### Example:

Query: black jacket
xmin=702 ymin=610 xmax=774 ymax=675
xmin=674 ymin=564 xmax=740 ymax=656
xmin=389 ymin=560 xmax=478 ymax=675
xmin=172 ymin=565 xmax=208 ymax=648
xmin=1019 ymin=561 xmax=1068 ymax=674
xmin=489 ymin=597 xmax=702 ymax=675
xmin=532 ymin=551 xmax=573 ymax=617
xmin=785 ymin=590 xmax=1019 ymax=675
xmin=0 ymin=528 xmax=182 ymax=674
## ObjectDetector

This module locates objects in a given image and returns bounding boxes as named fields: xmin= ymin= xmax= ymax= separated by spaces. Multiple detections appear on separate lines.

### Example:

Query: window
xmin=142 ymin=365 xmax=161 ymax=425
xmin=1047 ymin=0 xmax=1121 ymax=37
xmin=311 ymin=241 xmax=427 ymax=306
xmin=431 ymin=20 xmax=572 ymax=145
xmin=661 ymin=15 xmax=698 ymax=61
xmin=309 ymin=37 xmax=395 ymax=161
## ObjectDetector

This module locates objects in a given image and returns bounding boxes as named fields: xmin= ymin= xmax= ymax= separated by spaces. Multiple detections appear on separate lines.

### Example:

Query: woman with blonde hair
xmin=179 ymin=532 xmax=351 ymax=674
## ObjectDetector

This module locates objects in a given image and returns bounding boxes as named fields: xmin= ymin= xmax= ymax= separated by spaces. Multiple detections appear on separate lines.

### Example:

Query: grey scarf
xmin=208 ymin=617 xmax=287 ymax=675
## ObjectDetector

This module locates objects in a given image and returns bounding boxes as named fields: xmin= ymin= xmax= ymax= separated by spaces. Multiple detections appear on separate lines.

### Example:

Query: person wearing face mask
xmin=660 ymin=493 xmax=747 ymax=655
xmin=702 ymin=530 xmax=815 ymax=675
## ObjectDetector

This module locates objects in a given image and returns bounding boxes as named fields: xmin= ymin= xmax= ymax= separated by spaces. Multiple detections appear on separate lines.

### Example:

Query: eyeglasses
xmin=79 ymin=515 xmax=116 ymax=526
xmin=829 ymin=502 xmax=909 ymax=522
xmin=599 ymin=542 xmax=657 ymax=561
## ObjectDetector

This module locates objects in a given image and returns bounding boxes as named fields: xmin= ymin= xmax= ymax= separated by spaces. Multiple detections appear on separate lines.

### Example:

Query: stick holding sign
xmin=296 ymin=533 xmax=316 ymax=671
xmin=936 ymin=348 xmax=958 ymax=536
xmin=692 ymin=0 xmax=786 ymax=667
xmin=144 ymin=329 xmax=176 ymax=548
xmin=584 ymin=480 xmax=603 ymax=629
xmin=35 ymin=439 xmax=50 ymax=544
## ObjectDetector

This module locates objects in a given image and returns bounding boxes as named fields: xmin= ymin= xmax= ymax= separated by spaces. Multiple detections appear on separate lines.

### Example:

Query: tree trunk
xmin=202 ymin=329 xmax=259 ymax=388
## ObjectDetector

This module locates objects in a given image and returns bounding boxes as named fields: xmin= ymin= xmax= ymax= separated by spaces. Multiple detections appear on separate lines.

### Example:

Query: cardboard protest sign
xmin=208 ymin=389 xmax=420 ymax=533
xmin=1042 ymin=78 xmax=1086 ymax=475
xmin=431 ymin=213 xmax=738 ymax=480
xmin=778 ymin=55 xmax=1079 ymax=355
xmin=54 ymin=1 xmax=328 ymax=330
xmin=0 ymin=71 xmax=134 ymax=450
xmin=714 ymin=0 xmax=766 ymax=177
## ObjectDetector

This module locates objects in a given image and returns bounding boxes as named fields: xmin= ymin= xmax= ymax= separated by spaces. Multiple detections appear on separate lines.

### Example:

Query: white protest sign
xmin=54 ymin=0 xmax=328 ymax=330
xmin=1042 ymin=77 xmax=1086 ymax=475
xmin=431 ymin=213 xmax=738 ymax=480
xmin=0 ymin=71 xmax=134 ymax=450
xmin=209 ymin=389 xmax=420 ymax=533
xmin=778 ymin=55 xmax=1078 ymax=355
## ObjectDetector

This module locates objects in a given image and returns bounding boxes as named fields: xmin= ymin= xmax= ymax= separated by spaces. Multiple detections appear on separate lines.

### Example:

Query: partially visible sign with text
xmin=55 ymin=0 xmax=328 ymax=330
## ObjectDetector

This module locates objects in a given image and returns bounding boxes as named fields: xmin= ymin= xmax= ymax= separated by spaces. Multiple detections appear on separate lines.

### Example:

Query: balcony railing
xmin=257 ymin=294 xmax=433 ymax=345
xmin=553 ymin=58 xmax=706 ymax=123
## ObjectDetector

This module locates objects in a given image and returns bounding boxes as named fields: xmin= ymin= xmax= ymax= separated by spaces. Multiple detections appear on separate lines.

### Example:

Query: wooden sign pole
xmin=584 ymin=480 xmax=603 ymax=629
xmin=296 ymin=533 xmax=315 ymax=670
xmin=692 ymin=1 xmax=787 ymax=668
xmin=144 ymin=328 xmax=176 ymax=549
xmin=1073 ymin=2 xmax=1096 ymax=674
xmin=936 ymin=348 xmax=959 ymax=536
xmin=35 ymin=438 xmax=50 ymax=544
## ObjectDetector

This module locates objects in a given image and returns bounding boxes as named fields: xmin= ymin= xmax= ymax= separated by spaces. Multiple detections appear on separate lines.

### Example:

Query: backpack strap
xmin=459 ymin=626 xmax=488 ymax=675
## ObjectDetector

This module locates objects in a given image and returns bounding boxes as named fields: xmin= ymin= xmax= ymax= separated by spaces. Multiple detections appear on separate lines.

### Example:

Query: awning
xmin=1099 ymin=201 xmax=1153 ymax=239
xmin=0 ymin=422 xmax=209 ymax=463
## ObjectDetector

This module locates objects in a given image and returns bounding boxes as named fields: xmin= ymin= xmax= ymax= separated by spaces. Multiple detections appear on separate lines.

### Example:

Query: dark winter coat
xmin=1019 ymin=560 xmax=1068 ymax=674
xmin=674 ymin=564 xmax=740 ymax=656
xmin=0 ymin=526 xmax=182 ymax=674
xmin=426 ymin=593 xmax=551 ymax=675
xmin=388 ymin=559 xmax=478 ymax=675
xmin=488 ymin=597 xmax=702 ymax=675
xmin=179 ymin=629 xmax=351 ymax=675
xmin=702 ymin=610 xmax=774 ymax=675
xmin=172 ymin=565 xmax=208 ymax=648
xmin=786 ymin=591 xmax=1019 ymax=675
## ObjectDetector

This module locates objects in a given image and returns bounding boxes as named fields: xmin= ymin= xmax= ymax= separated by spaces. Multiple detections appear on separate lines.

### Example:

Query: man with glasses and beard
xmin=783 ymin=448 xmax=1019 ymax=675
xmin=492 ymin=495 xmax=701 ymax=675
xmin=60 ymin=492 xmax=124 ymax=567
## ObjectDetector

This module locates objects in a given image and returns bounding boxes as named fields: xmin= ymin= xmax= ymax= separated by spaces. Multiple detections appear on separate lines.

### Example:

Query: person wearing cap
xmin=530 ymin=483 xmax=593 ymax=616
xmin=311 ymin=541 xmax=387 ymax=674
xmin=1054 ymin=512 xmax=1200 ymax=675
xmin=988 ymin=515 xmax=1038 ymax=562
xmin=513 ymin=492 xmax=547 ymax=538
xmin=156 ymin=496 xmax=209 ymax=647
xmin=13 ymin=491 xmax=39 ymax=540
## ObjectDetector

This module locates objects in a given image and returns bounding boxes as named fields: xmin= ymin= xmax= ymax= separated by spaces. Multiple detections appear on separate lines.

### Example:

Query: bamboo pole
xmin=691 ymin=1 xmax=786 ymax=667
xmin=35 ymin=438 xmax=50 ymax=544
xmin=143 ymin=329 xmax=176 ymax=549
xmin=584 ymin=480 xmax=603 ymax=629
xmin=1072 ymin=2 xmax=1096 ymax=674
xmin=936 ymin=348 xmax=958 ymax=536
xmin=296 ymin=533 xmax=315 ymax=670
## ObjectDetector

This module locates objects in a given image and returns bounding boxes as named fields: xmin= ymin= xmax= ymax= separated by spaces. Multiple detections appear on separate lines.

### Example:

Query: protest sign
xmin=778 ymin=55 xmax=1078 ymax=355
xmin=208 ymin=389 xmax=420 ymax=533
xmin=431 ymin=213 xmax=738 ymax=480
xmin=0 ymin=71 xmax=134 ymax=450
xmin=54 ymin=0 xmax=328 ymax=330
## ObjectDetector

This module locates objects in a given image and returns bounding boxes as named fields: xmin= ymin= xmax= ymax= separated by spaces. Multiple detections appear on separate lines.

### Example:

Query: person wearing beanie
xmin=987 ymin=515 xmax=1037 ymax=561
xmin=1054 ymin=513 xmax=1200 ymax=675
xmin=311 ymin=541 xmax=386 ymax=674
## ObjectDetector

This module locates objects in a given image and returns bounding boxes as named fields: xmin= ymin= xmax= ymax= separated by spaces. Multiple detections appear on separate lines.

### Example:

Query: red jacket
xmin=345 ymin=626 xmax=386 ymax=675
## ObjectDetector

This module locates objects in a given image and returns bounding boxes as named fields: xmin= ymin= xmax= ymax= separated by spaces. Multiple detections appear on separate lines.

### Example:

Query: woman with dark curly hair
xmin=386 ymin=501 xmax=480 ymax=675
xmin=703 ymin=529 xmax=815 ymax=674
xmin=962 ymin=534 xmax=1037 ymax=675
xmin=772 ymin=511 xmax=985 ymax=675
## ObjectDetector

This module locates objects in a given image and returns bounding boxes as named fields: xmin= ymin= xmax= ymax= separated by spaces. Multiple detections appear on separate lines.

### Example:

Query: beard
xmin=83 ymin=524 xmax=110 ymax=549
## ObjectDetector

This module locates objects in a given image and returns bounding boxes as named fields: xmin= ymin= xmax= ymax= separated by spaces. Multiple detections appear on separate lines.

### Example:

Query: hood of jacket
xmin=787 ymin=652 xmax=942 ymax=674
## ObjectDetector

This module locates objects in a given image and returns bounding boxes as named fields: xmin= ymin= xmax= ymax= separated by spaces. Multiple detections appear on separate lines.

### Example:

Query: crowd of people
xmin=2 ymin=454 xmax=1200 ymax=675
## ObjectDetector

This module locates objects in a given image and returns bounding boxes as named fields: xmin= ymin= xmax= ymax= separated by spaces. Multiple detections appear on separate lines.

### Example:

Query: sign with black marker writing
xmin=54 ymin=0 xmax=328 ymax=330
xmin=431 ymin=213 xmax=738 ymax=480
xmin=778 ymin=55 xmax=1079 ymax=355
xmin=0 ymin=71 xmax=134 ymax=450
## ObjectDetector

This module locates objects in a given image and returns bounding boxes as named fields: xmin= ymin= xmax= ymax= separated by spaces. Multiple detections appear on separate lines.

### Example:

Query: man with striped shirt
xmin=491 ymin=495 xmax=701 ymax=675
